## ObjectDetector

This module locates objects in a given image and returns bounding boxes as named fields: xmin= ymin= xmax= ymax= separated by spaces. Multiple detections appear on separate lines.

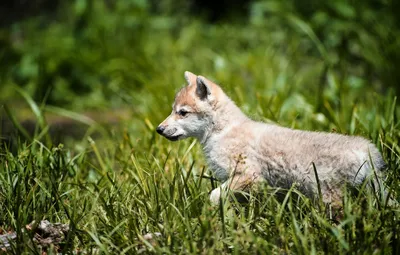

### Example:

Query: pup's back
xmin=255 ymin=125 xmax=385 ymax=196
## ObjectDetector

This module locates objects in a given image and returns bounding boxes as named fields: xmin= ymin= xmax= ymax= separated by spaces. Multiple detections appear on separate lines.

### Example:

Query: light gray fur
xmin=157 ymin=72 xmax=386 ymax=205
xmin=202 ymin=95 xmax=385 ymax=204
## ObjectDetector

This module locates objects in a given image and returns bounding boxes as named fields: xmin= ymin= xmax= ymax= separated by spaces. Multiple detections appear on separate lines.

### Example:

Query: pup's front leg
xmin=209 ymin=182 xmax=226 ymax=204
xmin=209 ymin=172 xmax=261 ymax=204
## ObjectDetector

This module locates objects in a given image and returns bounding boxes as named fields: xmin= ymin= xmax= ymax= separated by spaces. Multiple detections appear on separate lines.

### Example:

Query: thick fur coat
xmin=157 ymin=71 xmax=385 ymax=205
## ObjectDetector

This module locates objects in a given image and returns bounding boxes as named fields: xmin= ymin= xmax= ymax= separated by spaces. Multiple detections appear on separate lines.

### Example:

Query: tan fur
xmin=157 ymin=71 xmax=386 ymax=205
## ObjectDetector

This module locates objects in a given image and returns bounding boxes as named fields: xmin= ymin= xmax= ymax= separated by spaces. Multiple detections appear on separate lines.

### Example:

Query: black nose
xmin=156 ymin=125 xmax=165 ymax=134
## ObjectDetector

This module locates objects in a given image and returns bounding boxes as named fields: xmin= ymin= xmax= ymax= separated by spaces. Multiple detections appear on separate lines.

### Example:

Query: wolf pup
xmin=156 ymin=71 xmax=386 ymax=206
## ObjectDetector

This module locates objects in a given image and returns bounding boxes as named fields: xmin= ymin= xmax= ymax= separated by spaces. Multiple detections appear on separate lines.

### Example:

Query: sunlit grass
xmin=1 ymin=6 xmax=400 ymax=254
xmin=2 ymin=67 xmax=400 ymax=253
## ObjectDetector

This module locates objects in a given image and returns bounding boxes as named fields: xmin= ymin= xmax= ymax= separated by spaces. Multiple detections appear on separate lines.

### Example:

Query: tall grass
xmin=1 ymin=66 xmax=400 ymax=254
xmin=1 ymin=1 xmax=400 ymax=253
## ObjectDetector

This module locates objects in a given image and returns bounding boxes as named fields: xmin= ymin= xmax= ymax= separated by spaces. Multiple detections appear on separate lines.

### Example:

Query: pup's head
xmin=156 ymin=71 xmax=220 ymax=141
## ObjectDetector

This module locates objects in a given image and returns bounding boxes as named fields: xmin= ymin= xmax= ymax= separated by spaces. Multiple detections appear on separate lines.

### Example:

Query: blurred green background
xmin=1 ymin=1 xmax=400 ymax=253
xmin=0 ymin=0 xmax=399 ymax=142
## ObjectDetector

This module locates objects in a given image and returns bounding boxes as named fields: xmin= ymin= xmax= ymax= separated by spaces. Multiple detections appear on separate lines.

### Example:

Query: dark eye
xmin=178 ymin=109 xmax=189 ymax=117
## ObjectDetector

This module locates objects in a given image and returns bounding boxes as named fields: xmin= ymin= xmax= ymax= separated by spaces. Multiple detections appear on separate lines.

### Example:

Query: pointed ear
xmin=184 ymin=71 xmax=197 ymax=86
xmin=196 ymin=76 xmax=212 ymax=100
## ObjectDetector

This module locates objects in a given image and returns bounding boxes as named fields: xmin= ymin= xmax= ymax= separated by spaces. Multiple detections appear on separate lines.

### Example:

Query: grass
xmin=1 ymin=9 xmax=400 ymax=254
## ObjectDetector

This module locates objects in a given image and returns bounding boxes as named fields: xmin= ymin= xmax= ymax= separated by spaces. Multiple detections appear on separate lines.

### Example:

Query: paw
xmin=209 ymin=188 xmax=221 ymax=205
